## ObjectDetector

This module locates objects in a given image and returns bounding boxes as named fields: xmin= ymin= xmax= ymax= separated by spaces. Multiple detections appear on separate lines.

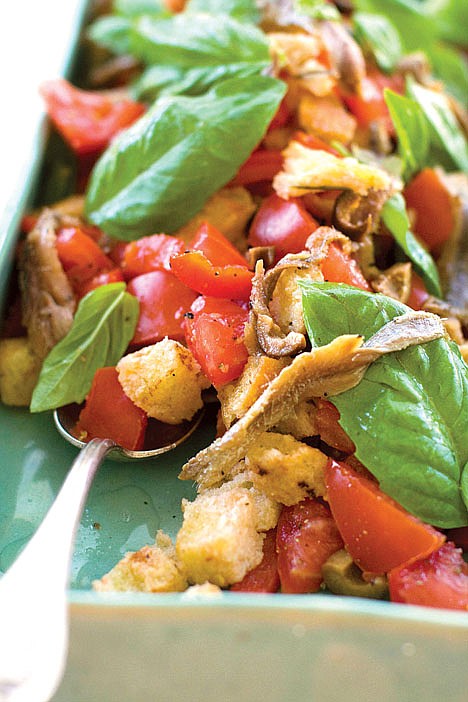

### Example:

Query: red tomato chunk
xmin=76 ymin=367 xmax=147 ymax=451
xmin=231 ymin=529 xmax=280 ymax=593
xmin=122 ymin=233 xmax=186 ymax=278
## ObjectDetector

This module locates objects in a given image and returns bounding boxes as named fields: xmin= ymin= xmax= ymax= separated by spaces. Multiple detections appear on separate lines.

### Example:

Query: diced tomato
xmin=231 ymin=529 xmax=280 ymax=593
xmin=56 ymin=226 xmax=114 ymax=291
xmin=40 ymin=79 xmax=145 ymax=156
xmin=315 ymin=399 xmax=355 ymax=455
xmin=292 ymin=130 xmax=342 ymax=157
xmin=267 ymin=97 xmax=292 ymax=132
xmin=404 ymin=168 xmax=455 ymax=252
xmin=325 ymin=459 xmax=445 ymax=575
xmin=321 ymin=243 xmax=371 ymax=291
xmin=190 ymin=222 xmax=249 ymax=268
xmin=184 ymin=296 xmax=249 ymax=387
xmin=127 ymin=270 xmax=198 ymax=346
xmin=406 ymin=271 xmax=429 ymax=311
xmin=122 ymin=233 xmax=186 ymax=279
xmin=77 ymin=268 xmax=125 ymax=299
xmin=171 ymin=251 xmax=253 ymax=301
xmin=276 ymin=498 xmax=344 ymax=594
xmin=248 ymin=193 xmax=319 ymax=261
xmin=388 ymin=542 xmax=468 ymax=611
xmin=75 ymin=366 xmax=147 ymax=451
xmin=21 ymin=214 xmax=39 ymax=233
xmin=231 ymin=149 xmax=284 ymax=187
xmin=341 ymin=70 xmax=404 ymax=130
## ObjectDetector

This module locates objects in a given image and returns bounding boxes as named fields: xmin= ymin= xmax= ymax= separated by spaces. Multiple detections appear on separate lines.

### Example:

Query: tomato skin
xmin=56 ymin=226 xmax=114 ymax=292
xmin=122 ymin=234 xmax=186 ymax=279
xmin=406 ymin=271 xmax=429 ymax=311
xmin=127 ymin=271 xmax=198 ymax=346
xmin=276 ymin=498 xmax=344 ymax=594
xmin=325 ymin=459 xmax=445 ymax=575
xmin=190 ymin=221 xmax=249 ymax=268
xmin=171 ymin=251 xmax=253 ymax=301
xmin=231 ymin=149 xmax=284 ymax=187
xmin=75 ymin=367 xmax=147 ymax=451
xmin=315 ymin=399 xmax=355 ymax=455
xmin=404 ymin=168 xmax=455 ymax=252
xmin=40 ymin=79 xmax=145 ymax=155
xmin=341 ymin=71 xmax=404 ymax=130
xmin=248 ymin=193 xmax=319 ymax=261
xmin=184 ymin=296 xmax=249 ymax=387
xmin=77 ymin=268 xmax=125 ymax=299
xmin=231 ymin=529 xmax=280 ymax=593
xmin=321 ymin=243 xmax=371 ymax=291
xmin=388 ymin=542 xmax=468 ymax=611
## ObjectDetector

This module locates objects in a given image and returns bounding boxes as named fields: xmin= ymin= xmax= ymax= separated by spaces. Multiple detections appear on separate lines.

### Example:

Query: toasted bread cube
xmin=244 ymin=431 xmax=328 ymax=505
xmin=117 ymin=338 xmax=210 ymax=424
xmin=210 ymin=473 xmax=281 ymax=532
xmin=93 ymin=531 xmax=188 ymax=593
xmin=0 ymin=337 xmax=42 ymax=406
xmin=176 ymin=487 xmax=267 ymax=587
xmin=174 ymin=187 xmax=256 ymax=249
xmin=218 ymin=354 xmax=290 ymax=428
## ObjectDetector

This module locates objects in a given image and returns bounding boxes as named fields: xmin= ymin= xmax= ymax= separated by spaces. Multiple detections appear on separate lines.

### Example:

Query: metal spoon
xmin=0 ymin=406 xmax=204 ymax=702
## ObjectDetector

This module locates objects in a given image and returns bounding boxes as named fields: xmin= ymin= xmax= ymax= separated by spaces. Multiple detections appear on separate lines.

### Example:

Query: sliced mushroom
xmin=370 ymin=262 xmax=412 ymax=304
xmin=319 ymin=20 xmax=366 ymax=96
xmin=19 ymin=210 xmax=76 ymax=360
xmin=180 ymin=311 xmax=445 ymax=489
xmin=333 ymin=189 xmax=387 ymax=239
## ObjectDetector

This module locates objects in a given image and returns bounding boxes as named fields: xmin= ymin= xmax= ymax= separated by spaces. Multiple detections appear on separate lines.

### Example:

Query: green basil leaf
xmin=87 ymin=16 xmax=133 ymax=55
xmin=114 ymin=0 xmax=171 ymax=17
xmin=85 ymin=74 xmax=286 ymax=238
xmin=30 ymin=284 xmax=139 ymax=413
xmin=353 ymin=12 xmax=402 ymax=74
xmin=300 ymin=281 xmax=468 ymax=527
xmin=432 ymin=0 xmax=468 ymax=48
xmin=186 ymin=0 xmax=260 ymax=23
xmin=381 ymin=193 xmax=441 ymax=296
xmin=383 ymin=89 xmax=429 ymax=180
xmin=132 ymin=61 xmax=268 ymax=100
xmin=130 ymin=13 xmax=269 ymax=68
xmin=406 ymin=78 xmax=468 ymax=174
xmin=353 ymin=0 xmax=437 ymax=54
xmin=293 ymin=0 xmax=340 ymax=21
xmin=428 ymin=43 xmax=468 ymax=107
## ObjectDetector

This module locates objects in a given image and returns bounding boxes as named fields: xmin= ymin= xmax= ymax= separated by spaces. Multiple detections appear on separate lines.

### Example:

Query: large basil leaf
xmin=30 ymin=284 xmax=139 ymax=412
xmin=114 ymin=0 xmax=171 ymax=17
xmin=132 ymin=61 xmax=268 ymax=101
xmin=383 ymin=89 xmax=429 ymax=180
xmin=293 ymin=0 xmax=340 ymax=20
xmin=353 ymin=12 xmax=402 ymax=74
xmin=381 ymin=193 xmax=441 ymax=297
xmin=353 ymin=0 xmax=437 ymax=53
xmin=87 ymin=16 xmax=133 ymax=55
xmin=429 ymin=43 xmax=468 ymax=107
xmin=186 ymin=0 xmax=260 ymax=23
xmin=130 ymin=13 xmax=269 ymax=68
xmin=300 ymin=281 xmax=468 ymax=528
xmin=85 ymin=74 xmax=286 ymax=238
xmin=406 ymin=78 xmax=468 ymax=173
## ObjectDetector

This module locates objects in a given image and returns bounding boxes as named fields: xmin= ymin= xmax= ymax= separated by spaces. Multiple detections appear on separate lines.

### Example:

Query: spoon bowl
xmin=0 ymin=405 xmax=205 ymax=702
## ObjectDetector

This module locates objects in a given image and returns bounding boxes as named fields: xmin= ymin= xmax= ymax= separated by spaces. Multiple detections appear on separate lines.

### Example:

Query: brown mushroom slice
xmin=19 ymin=210 xmax=76 ymax=360
xmin=333 ymin=189 xmax=388 ymax=239
xmin=319 ymin=20 xmax=366 ymax=96
xmin=370 ymin=262 xmax=412 ymax=304
xmin=180 ymin=311 xmax=445 ymax=489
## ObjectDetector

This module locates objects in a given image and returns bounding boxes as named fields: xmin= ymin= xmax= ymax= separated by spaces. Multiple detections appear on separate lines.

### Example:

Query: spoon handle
xmin=0 ymin=438 xmax=115 ymax=702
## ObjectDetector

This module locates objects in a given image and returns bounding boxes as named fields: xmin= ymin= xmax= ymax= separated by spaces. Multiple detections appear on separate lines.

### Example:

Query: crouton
xmin=268 ymin=32 xmax=336 ymax=97
xmin=93 ymin=531 xmax=188 ymax=593
xmin=176 ymin=486 xmax=270 ymax=587
xmin=243 ymin=431 xmax=328 ymax=505
xmin=298 ymin=93 xmax=356 ymax=144
xmin=208 ymin=473 xmax=281 ymax=532
xmin=174 ymin=186 xmax=256 ymax=249
xmin=218 ymin=354 xmax=290 ymax=428
xmin=117 ymin=338 xmax=210 ymax=424
xmin=0 ymin=337 xmax=42 ymax=406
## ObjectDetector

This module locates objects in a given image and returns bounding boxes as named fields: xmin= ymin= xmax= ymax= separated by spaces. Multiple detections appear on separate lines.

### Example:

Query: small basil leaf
xmin=428 ymin=43 xmax=468 ymax=107
xmin=85 ymin=74 xmax=286 ymax=238
xmin=353 ymin=12 xmax=402 ymax=74
xmin=186 ymin=0 xmax=260 ymax=23
xmin=381 ymin=193 xmax=441 ymax=296
xmin=130 ymin=13 xmax=269 ymax=68
xmin=432 ymin=0 xmax=468 ymax=48
xmin=293 ymin=0 xmax=340 ymax=21
xmin=114 ymin=0 xmax=171 ymax=17
xmin=300 ymin=281 xmax=468 ymax=527
xmin=406 ymin=77 xmax=468 ymax=173
xmin=353 ymin=0 xmax=437 ymax=54
xmin=87 ymin=16 xmax=133 ymax=55
xmin=383 ymin=89 xmax=429 ymax=180
xmin=30 ymin=284 xmax=139 ymax=413
xmin=132 ymin=61 xmax=268 ymax=101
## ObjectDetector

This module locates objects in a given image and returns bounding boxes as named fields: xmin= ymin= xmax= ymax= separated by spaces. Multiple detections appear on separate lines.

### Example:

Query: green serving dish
xmin=0 ymin=3 xmax=467 ymax=700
